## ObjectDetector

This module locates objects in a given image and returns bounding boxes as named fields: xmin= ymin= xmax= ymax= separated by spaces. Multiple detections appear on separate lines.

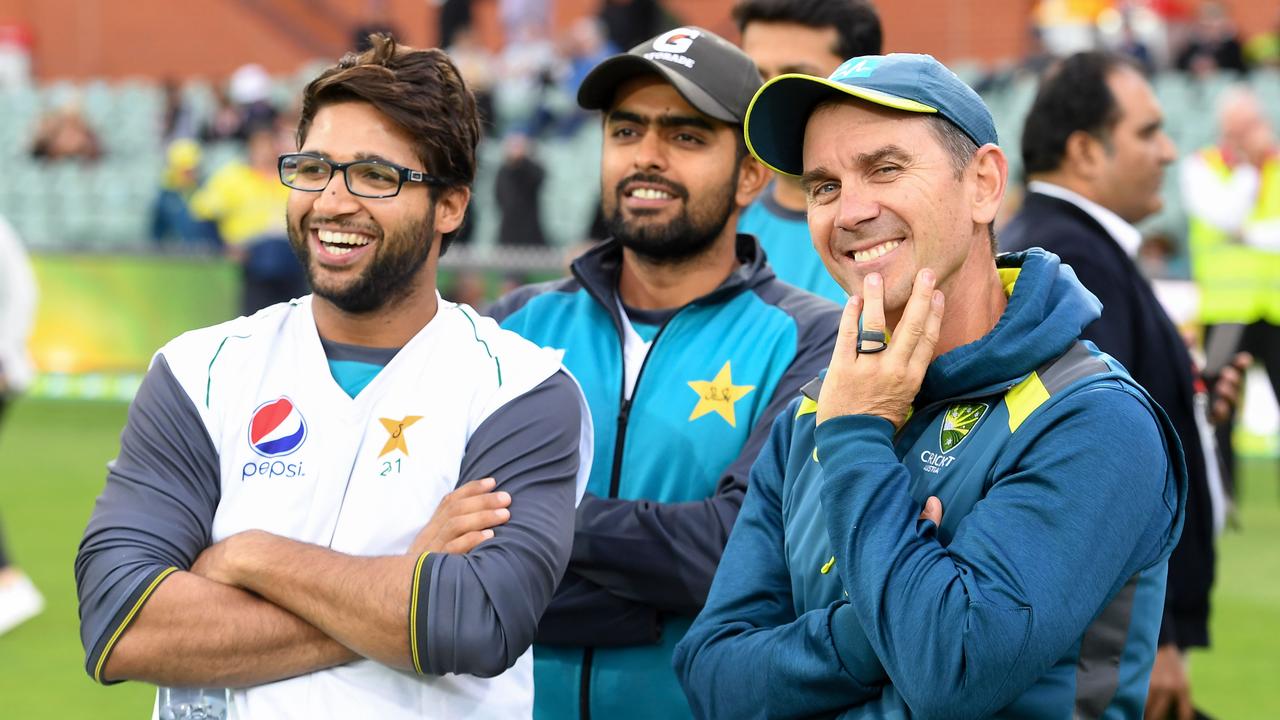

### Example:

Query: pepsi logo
xmin=249 ymin=396 xmax=308 ymax=457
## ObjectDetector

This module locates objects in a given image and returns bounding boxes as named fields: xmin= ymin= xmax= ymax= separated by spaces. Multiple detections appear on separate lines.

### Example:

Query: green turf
xmin=0 ymin=398 xmax=1276 ymax=717
xmin=1190 ymin=457 xmax=1280 ymax=718
xmin=0 ymin=398 xmax=151 ymax=717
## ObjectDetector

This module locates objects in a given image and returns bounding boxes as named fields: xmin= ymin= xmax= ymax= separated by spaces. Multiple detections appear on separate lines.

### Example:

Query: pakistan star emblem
xmin=939 ymin=402 xmax=988 ymax=453
xmin=379 ymin=416 xmax=423 ymax=457
xmin=687 ymin=361 xmax=755 ymax=427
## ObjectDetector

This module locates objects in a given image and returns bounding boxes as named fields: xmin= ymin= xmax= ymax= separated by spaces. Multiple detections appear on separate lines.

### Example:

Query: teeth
xmin=327 ymin=245 xmax=353 ymax=256
xmin=631 ymin=187 xmax=673 ymax=200
xmin=317 ymin=230 xmax=372 ymax=247
xmin=852 ymin=240 xmax=901 ymax=263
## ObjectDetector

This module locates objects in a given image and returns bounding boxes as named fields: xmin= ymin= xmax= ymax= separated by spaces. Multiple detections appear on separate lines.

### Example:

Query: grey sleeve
xmin=570 ymin=291 xmax=839 ymax=616
xmin=74 ymin=354 xmax=221 ymax=683
xmin=410 ymin=371 xmax=581 ymax=677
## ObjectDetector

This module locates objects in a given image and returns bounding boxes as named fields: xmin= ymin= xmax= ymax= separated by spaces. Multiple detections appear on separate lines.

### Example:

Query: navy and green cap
xmin=744 ymin=53 xmax=998 ymax=177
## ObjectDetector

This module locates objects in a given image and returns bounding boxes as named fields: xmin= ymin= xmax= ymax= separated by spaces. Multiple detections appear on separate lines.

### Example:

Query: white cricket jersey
xmin=154 ymin=294 xmax=589 ymax=719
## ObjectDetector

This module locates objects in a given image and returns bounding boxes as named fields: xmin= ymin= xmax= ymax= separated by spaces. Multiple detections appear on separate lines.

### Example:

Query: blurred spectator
xmin=201 ymin=64 xmax=279 ymax=144
xmin=1180 ymin=86 xmax=1280 ymax=496
xmin=29 ymin=102 xmax=102 ymax=162
xmin=1175 ymin=0 xmax=1246 ymax=76
xmin=530 ymin=17 xmax=617 ymax=138
xmin=150 ymin=139 xmax=221 ymax=250
xmin=599 ymin=0 xmax=664 ymax=52
xmin=1244 ymin=9 xmax=1280 ymax=68
xmin=1115 ymin=13 xmax=1156 ymax=75
xmin=160 ymin=78 xmax=200 ymax=143
xmin=436 ymin=0 xmax=472 ymax=50
xmin=448 ymin=25 xmax=499 ymax=137
xmin=0 ymin=214 xmax=43 ymax=637
xmin=191 ymin=120 xmax=306 ymax=315
xmin=494 ymin=134 xmax=547 ymax=246
xmin=201 ymin=86 xmax=244 ymax=143
xmin=352 ymin=0 xmax=398 ymax=51
xmin=500 ymin=0 xmax=550 ymax=43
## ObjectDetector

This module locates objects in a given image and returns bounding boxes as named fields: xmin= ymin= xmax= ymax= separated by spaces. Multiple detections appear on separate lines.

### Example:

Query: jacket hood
xmin=918 ymin=248 xmax=1102 ymax=406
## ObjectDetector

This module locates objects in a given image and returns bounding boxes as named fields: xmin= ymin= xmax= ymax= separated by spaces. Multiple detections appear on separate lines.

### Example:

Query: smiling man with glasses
xmin=76 ymin=34 xmax=591 ymax=720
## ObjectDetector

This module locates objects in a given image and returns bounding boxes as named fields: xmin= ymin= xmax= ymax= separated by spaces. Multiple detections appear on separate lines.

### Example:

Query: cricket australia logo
xmin=939 ymin=402 xmax=988 ymax=453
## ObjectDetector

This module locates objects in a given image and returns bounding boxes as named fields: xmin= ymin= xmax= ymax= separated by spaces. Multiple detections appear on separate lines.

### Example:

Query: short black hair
xmin=1020 ymin=51 xmax=1138 ymax=176
xmin=732 ymin=0 xmax=883 ymax=60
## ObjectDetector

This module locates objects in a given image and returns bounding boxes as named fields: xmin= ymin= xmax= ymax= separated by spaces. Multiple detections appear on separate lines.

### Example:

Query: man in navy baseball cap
xmin=677 ymin=52 xmax=1187 ymax=720
xmin=744 ymin=52 xmax=998 ymax=177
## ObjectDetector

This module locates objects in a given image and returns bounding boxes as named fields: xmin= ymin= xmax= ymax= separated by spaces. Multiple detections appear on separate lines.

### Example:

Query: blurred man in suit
xmin=1002 ymin=51 xmax=1246 ymax=720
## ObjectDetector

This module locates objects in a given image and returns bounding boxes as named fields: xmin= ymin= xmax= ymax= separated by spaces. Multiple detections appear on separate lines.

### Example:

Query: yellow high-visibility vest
xmin=1187 ymin=147 xmax=1280 ymax=325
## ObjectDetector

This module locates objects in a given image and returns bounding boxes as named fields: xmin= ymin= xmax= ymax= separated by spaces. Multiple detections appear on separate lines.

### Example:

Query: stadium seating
xmin=6 ymin=68 xmax=1280 ymax=265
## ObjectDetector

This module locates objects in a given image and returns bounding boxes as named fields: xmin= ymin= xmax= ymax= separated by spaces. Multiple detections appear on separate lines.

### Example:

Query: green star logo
xmin=940 ymin=402 xmax=988 ymax=453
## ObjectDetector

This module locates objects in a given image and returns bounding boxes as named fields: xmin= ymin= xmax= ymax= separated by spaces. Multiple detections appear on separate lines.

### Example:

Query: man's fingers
xmin=887 ymin=269 xmax=937 ymax=359
xmin=906 ymin=289 xmax=944 ymax=376
xmin=443 ymin=529 xmax=496 ymax=555
xmin=445 ymin=507 xmax=511 ymax=537
xmin=1144 ymin=690 xmax=1170 ymax=720
xmin=833 ymin=293 xmax=864 ymax=358
xmin=1174 ymin=688 xmax=1194 ymax=720
xmin=449 ymin=491 xmax=512 ymax=517
xmin=859 ymin=273 xmax=886 ymax=344
xmin=918 ymin=495 xmax=943 ymax=526
xmin=448 ymin=477 xmax=498 ymax=501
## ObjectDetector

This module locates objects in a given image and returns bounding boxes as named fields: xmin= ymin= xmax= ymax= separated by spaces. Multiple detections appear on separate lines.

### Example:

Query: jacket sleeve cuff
xmin=408 ymin=551 xmax=437 ymax=675
xmin=85 ymin=566 xmax=179 ymax=684
xmin=814 ymin=414 xmax=898 ymax=471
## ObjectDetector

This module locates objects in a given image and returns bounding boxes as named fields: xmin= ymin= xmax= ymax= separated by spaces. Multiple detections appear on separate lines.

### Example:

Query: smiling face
xmin=286 ymin=101 xmax=466 ymax=314
xmin=599 ymin=76 xmax=749 ymax=264
xmin=801 ymin=101 xmax=1001 ymax=315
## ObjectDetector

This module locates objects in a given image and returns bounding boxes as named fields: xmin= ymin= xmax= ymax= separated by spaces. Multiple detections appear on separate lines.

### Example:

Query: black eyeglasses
xmin=278 ymin=153 xmax=447 ymax=199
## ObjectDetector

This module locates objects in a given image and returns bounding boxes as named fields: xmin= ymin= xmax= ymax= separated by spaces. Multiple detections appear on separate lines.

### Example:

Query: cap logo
xmin=834 ymin=56 xmax=882 ymax=81
xmin=644 ymin=28 xmax=700 ymax=69
xmin=652 ymin=28 xmax=701 ymax=54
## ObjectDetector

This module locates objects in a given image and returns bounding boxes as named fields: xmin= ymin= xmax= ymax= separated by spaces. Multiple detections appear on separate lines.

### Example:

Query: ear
xmin=432 ymin=186 xmax=471 ymax=236
xmin=1063 ymin=129 xmax=1105 ymax=180
xmin=735 ymin=153 xmax=771 ymax=209
xmin=969 ymin=143 xmax=1008 ymax=226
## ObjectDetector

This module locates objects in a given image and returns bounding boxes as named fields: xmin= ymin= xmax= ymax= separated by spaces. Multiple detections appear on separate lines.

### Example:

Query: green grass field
xmin=0 ymin=398 xmax=1276 ymax=718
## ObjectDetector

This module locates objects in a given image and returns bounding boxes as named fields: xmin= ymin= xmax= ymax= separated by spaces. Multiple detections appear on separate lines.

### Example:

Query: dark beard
xmin=288 ymin=210 xmax=435 ymax=314
xmin=606 ymin=168 xmax=738 ymax=265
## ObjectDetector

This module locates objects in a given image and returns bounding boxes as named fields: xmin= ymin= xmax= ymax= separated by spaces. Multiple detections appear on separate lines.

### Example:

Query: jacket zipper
xmin=579 ymin=310 xmax=680 ymax=720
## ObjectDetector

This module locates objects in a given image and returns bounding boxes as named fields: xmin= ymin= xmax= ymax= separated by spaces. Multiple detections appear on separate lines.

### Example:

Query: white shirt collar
xmin=1027 ymin=180 xmax=1143 ymax=259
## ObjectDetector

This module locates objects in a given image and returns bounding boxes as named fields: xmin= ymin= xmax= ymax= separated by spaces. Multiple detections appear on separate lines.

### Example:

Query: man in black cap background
xmin=487 ymin=26 xmax=840 ymax=720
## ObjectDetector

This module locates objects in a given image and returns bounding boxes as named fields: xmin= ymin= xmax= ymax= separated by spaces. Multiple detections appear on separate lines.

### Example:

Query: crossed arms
xmin=75 ymin=357 xmax=582 ymax=686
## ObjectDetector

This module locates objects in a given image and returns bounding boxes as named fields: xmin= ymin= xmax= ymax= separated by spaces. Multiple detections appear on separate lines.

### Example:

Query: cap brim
xmin=577 ymin=54 xmax=739 ymax=124
xmin=744 ymin=74 xmax=938 ymax=177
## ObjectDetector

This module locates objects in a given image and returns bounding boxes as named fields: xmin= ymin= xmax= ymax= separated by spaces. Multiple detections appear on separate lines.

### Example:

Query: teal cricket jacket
xmin=488 ymin=235 xmax=841 ymax=720
xmin=675 ymin=249 xmax=1188 ymax=719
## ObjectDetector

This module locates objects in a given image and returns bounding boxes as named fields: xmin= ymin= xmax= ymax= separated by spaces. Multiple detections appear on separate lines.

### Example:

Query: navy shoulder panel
xmin=485 ymin=276 xmax=582 ymax=323
xmin=750 ymin=277 xmax=842 ymax=350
